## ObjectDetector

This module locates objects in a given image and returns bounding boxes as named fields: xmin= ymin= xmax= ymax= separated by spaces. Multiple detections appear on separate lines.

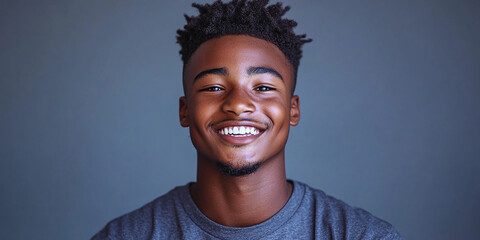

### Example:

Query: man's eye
xmin=201 ymin=86 xmax=222 ymax=91
xmin=255 ymin=86 xmax=275 ymax=91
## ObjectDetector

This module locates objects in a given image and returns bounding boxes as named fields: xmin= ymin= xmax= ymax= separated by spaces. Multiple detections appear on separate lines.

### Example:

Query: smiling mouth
xmin=212 ymin=119 xmax=268 ymax=145
xmin=218 ymin=126 xmax=261 ymax=137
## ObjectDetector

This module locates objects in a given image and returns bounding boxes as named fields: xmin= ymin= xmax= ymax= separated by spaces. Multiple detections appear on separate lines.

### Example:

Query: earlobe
xmin=290 ymin=95 xmax=300 ymax=126
xmin=179 ymin=96 xmax=189 ymax=127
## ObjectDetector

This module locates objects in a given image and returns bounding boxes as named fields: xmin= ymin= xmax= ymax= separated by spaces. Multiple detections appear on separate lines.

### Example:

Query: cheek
xmin=187 ymin=99 xmax=219 ymax=145
xmin=262 ymin=97 xmax=290 ymax=124
xmin=188 ymin=99 xmax=212 ymax=123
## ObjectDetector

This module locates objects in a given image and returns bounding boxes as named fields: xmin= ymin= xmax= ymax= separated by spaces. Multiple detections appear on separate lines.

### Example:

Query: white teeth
xmin=219 ymin=126 xmax=261 ymax=136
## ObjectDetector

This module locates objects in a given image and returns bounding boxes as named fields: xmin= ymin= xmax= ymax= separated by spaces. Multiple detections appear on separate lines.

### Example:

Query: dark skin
xmin=179 ymin=35 xmax=300 ymax=227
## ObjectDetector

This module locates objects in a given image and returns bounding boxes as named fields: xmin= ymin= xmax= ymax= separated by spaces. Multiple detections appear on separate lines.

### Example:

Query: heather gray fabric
xmin=92 ymin=181 xmax=402 ymax=239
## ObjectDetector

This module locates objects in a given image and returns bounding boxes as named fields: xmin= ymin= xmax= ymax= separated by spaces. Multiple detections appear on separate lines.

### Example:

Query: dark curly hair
xmin=176 ymin=0 xmax=311 ymax=92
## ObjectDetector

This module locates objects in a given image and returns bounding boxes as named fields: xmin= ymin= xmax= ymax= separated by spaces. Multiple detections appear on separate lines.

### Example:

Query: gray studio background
xmin=1 ymin=0 xmax=479 ymax=239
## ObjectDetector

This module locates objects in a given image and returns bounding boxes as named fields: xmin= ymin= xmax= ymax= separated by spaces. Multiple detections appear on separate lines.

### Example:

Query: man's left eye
xmin=255 ymin=86 xmax=275 ymax=91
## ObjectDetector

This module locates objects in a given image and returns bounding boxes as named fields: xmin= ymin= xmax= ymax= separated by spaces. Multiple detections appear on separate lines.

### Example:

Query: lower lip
xmin=217 ymin=132 xmax=263 ymax=145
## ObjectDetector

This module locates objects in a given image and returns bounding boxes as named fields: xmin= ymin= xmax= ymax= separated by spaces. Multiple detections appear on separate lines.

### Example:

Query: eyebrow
xmin=193 ymin=68 xmax=227 ymax=82
xmin=192 ymin=66 xmax=283 ymax=82
xmin=247 ymin=67 xmax=283 ymax=80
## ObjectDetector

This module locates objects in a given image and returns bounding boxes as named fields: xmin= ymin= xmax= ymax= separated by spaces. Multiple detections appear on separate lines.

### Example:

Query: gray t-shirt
xmin=92 ymin=181 xmax=402 ymax=239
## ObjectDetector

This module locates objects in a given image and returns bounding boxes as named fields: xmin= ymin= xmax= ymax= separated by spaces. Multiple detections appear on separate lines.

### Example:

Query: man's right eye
xmin=201 ymin=86 xmax=223 ymax=92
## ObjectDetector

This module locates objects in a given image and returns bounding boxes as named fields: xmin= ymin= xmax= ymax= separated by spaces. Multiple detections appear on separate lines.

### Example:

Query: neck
xmin=190 ymin=152 xmax=292 ymax=227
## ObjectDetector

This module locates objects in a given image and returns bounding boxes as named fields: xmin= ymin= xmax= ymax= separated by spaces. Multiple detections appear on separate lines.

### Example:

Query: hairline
xmin=181 ymin=34 xmax=298 ymax=96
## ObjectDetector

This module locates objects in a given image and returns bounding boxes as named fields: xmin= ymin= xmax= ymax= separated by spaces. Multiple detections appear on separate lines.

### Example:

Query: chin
xmin=216 ymin=161 xmax=261 ymax=177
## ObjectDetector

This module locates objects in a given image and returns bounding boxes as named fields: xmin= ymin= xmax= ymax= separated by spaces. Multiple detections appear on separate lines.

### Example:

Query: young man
xmin=92 ymin=0 xmax=402 ymax=239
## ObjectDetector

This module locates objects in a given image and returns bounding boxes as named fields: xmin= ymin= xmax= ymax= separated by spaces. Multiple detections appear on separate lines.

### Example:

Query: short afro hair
xmin=176 ymin=0 xmax=311 ymax=92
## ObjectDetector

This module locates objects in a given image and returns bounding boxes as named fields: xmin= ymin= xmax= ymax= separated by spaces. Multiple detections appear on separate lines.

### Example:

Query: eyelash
xmin=200 ymin=86 xmax=223 ymax=92
xmin=199 ymin=85 xmax=276 ymax=92
xmin=255 ymin=86 xmax=275 ymax=91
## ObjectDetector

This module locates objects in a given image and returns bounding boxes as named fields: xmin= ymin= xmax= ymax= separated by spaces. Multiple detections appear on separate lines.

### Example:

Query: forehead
xmin=183 ymin=35 xmax=294 ymax=90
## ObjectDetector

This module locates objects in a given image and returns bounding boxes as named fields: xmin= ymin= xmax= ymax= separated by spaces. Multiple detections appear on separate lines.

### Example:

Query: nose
xmin=221 ymin=87 xmax=255 ymax=115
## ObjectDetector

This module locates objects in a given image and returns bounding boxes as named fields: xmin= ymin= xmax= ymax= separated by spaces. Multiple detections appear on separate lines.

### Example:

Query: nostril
xmin=222 ymin=101 xmax=255 ymax=115
xmin=221 ymin=91 xmax=255 ymax=115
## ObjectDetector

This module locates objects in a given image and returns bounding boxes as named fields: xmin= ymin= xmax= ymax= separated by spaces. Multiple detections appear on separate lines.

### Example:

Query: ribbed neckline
xmin=177 ymin=180 xmax=305 ymax=240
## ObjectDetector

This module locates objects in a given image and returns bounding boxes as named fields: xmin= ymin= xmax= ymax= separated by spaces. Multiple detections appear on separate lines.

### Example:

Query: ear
xmin=289 ymin=95 xmax=300 ymax=126
xmin=179 ymin=96 xmax=189 ymax=127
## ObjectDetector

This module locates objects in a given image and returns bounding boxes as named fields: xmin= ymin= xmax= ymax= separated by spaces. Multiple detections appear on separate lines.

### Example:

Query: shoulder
xmin=293 ymin=181 xmax=403 ymax=239
xmin=91 ymin=185 xmax=188 ymax=240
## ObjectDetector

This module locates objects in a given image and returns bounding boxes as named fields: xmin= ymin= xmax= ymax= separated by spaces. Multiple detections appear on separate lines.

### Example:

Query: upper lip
xmin=210 ymin=119 xmax=268 ymax=132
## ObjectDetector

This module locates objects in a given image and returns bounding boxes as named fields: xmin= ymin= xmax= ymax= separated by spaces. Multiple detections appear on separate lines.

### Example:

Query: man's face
xmin=179 ymin=35 xmax=299 ymax=175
